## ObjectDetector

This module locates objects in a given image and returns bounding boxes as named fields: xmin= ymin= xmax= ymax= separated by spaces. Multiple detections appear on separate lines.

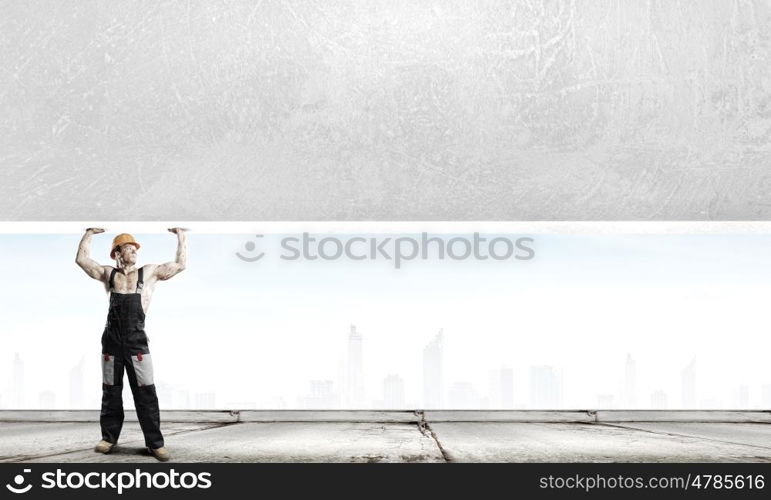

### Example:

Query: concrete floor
xmin=1 ymin=411 xmax=770 ymax=463
xmin=429 ymin=422 xmax=771 ymax=463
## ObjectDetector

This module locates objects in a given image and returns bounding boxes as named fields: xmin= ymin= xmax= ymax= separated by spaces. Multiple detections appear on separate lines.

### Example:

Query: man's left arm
xmin=152 ymin=228 xmax=188 ymax=281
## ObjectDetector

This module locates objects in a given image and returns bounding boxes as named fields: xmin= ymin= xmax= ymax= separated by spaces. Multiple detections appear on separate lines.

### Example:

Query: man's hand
xmin=168 ymin=227 xmax=190 ymax=235
xmin=86 ymin=227 xmax=106 ymax=234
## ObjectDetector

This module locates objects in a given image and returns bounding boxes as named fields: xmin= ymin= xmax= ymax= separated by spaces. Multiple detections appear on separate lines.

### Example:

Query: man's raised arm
xmin=76 ymin=227 xmax=109 ymax=281
xmin=153 ymin=228 xmax=188 ymax=281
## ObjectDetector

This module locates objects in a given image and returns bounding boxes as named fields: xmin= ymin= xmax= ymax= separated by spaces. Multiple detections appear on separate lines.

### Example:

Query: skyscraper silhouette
xmin=39 ymin=390 xmax=56 ymax=409
xmin=650 ymin=390 xmax=668 ymax=409
xmin=597 ymin=394 xmax=615 ymax=408
xmin=299 ymin=380 xmax=340 ymax=409
xmin=194 ymin=392 xmax=216 ymax=409
xmin=529 ymin=365 xmax=562 ymax=408
xmin=762 ymin=385 xmax=771 ymax=408
xmin=12 ymin=353 xmax=24 ymax=408
xmin=157 ymin=382 xmax=191 ymax=409
xmin=346 ymin=324 xmax=365 ymax=408
xmin=69 ymin=356 xmax=85 ymax=408
xmin=489 ymin=367 xmax=514 ymax=408
xmin=731 ymin=385 xmax=749 ymax=408
xmin=624 ymin=353 xmax=637 ymax=408
xmin=383 ymin=374 xmax=406 ymax=409
xmin=423 ymin=329 xmax=444 ymax=408
xmin=681 ymin=358 xmax=697 ymax=408
xmin=448 ymin=382 xmax=481 ymax=409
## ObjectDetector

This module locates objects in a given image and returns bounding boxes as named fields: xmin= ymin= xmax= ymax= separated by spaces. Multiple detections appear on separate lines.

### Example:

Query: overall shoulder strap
xmin=108 ymin=268 xmax=117 ymax=291
xmin=136 ymin=267 xmax=144 ymax=293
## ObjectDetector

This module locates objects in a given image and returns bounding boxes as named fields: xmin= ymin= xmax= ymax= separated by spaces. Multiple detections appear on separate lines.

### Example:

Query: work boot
xmin=149 ymin=447 xmax=170 ymax=462
xmin=94 ymin=440 xmax=115 ymax=454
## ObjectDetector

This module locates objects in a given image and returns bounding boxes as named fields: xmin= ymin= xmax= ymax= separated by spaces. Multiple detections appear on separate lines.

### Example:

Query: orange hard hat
xmin=110 ymin=233 xmax=141 ymax=259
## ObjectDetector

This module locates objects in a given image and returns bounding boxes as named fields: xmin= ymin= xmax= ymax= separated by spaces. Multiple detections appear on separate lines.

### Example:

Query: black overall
xmin=100 ymin=267 xmax=164 ymax=449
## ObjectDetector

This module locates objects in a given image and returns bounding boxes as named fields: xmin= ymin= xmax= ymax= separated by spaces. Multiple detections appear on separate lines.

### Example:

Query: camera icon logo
xmin=5 ymin=469 xmax=32 ymax=494
xmin=235 ymin=235 xmax=265 ymax=262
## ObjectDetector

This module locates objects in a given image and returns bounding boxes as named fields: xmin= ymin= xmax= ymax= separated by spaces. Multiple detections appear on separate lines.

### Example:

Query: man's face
xmin=116 ymin=244 xmax=138 ymax=265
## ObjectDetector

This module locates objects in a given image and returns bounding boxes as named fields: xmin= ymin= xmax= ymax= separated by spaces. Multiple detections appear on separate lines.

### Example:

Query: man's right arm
xmin=76 ymin=228 xmax=110 ymax=281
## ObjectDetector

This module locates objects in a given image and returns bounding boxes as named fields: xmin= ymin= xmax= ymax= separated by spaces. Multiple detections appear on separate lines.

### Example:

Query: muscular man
xmin=75 ymin=227 xmax=188 ymax=462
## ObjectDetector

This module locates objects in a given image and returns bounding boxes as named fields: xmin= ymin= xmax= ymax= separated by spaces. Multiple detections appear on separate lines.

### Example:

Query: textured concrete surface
xmin=14 ymin=422 xmax=445 ymax=463
xmin=0 ymin=422 xmax=221 ymax=463
xmin=2 ymin=412 xmax=770 ymax=463
xmin=604 ymin=422 xmax=771 ymax=450
xmin=428 ymin=422 xmax=771 ymax=463
xmin=2 ymin=1 xmax=771 ymax=220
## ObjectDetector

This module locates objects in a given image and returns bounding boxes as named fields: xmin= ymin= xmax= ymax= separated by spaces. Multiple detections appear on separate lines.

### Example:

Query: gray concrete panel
xmin=424 ymin=410 xmax=595 ymax=423
xmin=4 ymin=413 xmax=771 ymax=463
xmin=602 ymin=422 xmax=771 ymax=450
xmin=594 ymin=410 xmax=771 ymax=423
xmin=0 ymin=422 xmax=220 ymax=462
xmin=428 ymin=422 xmax=771 ymax=463
xmin=2 ymin=1 xmax=771 ymax=220
xmin=19 ymin=422 xmax=444 ymax=463
xmin=237 ymin=410 xmax=419 ymax=423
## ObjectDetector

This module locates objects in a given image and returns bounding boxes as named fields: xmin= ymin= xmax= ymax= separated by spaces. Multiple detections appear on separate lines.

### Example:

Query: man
xmin=75 ymin=227 xmax=188 ymax=462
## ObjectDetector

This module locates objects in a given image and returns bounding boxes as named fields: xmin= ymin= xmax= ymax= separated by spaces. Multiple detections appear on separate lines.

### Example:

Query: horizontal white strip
xmin=1 ymin=221 xmax=771 ymax=234
xmin=0 ymin=410 xmax=768 ymax=423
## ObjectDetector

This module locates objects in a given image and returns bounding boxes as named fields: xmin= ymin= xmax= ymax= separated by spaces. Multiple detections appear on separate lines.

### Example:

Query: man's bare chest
xmin=109 ymin=269 xmax=143 ymax=293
